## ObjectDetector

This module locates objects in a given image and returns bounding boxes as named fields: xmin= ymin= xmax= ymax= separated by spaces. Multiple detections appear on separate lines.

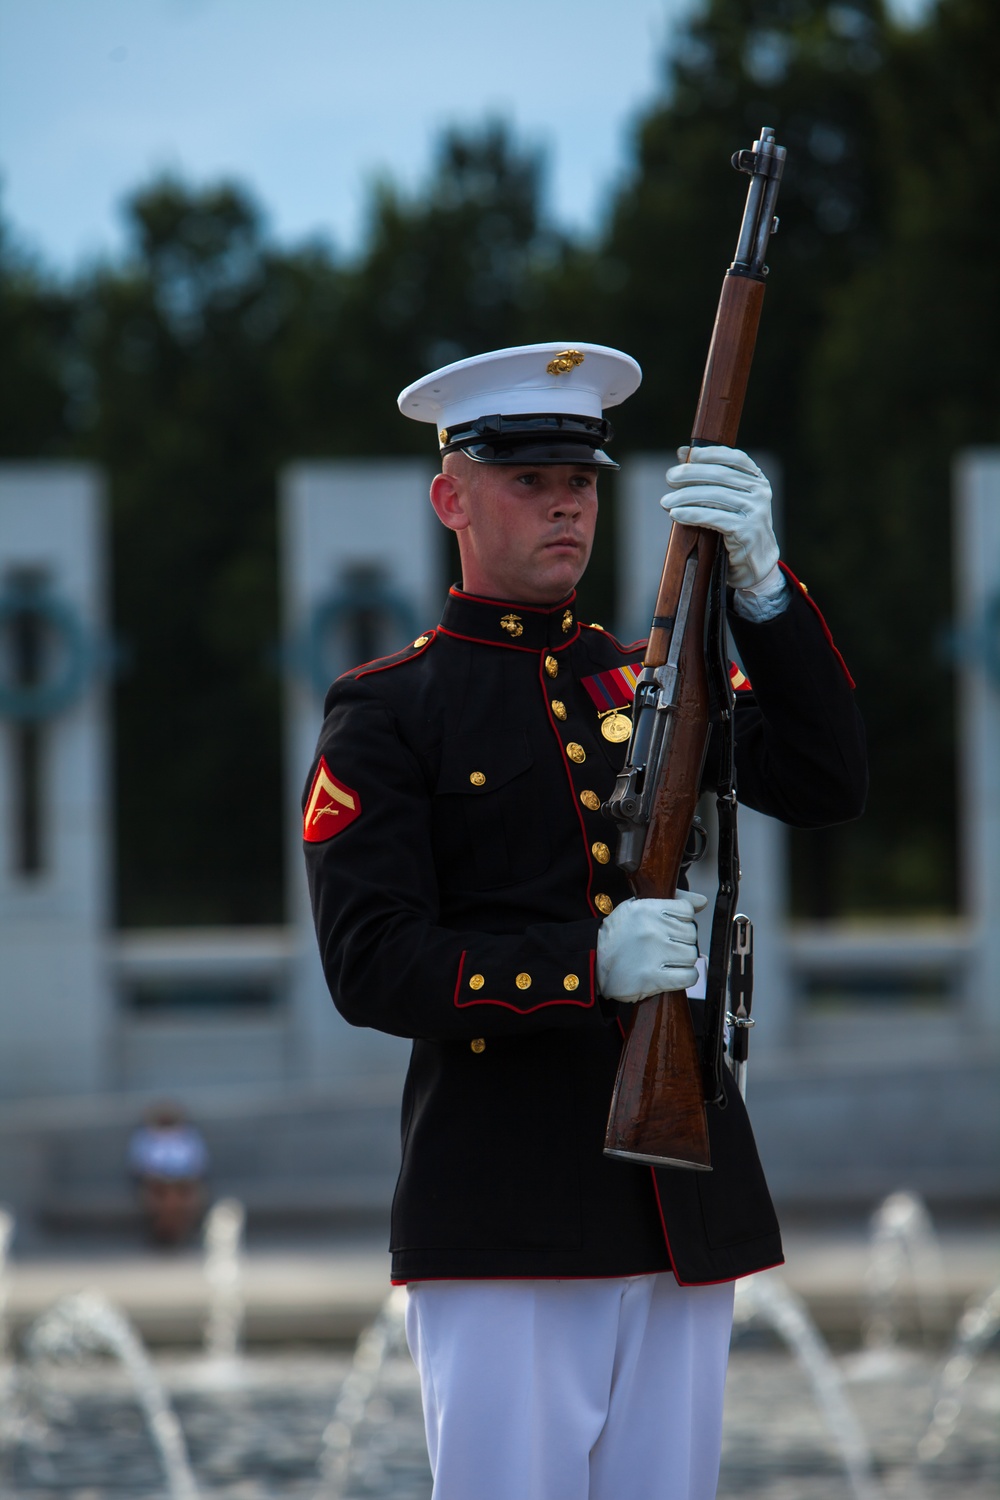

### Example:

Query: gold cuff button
xmin=412 ymin=634 xmax=430 ymax=648
xmin=595 ymin=893 xmax=613 ymax=915
xmin=471 ymin=1038 xmax=486 ymax=1053
xmin=469 ymin=973 xmax=485 ymax=990
xmin=591 ymin=842 xmax=611 ymax=865
xmin=515 ymin=972 xmax=532 ymax=990
xmin=580 ymin=789 xmax=601 ymax=811
xmin=566 ymin=742 xmax=586 ymax=764
xmin=563 ymin=974 xmax=580 ymax=992
xmin=551 ymin=699 xmax=567 ymax=720
xmin=545 ymin=655 xmax=559 ymax=678
xmin=469 ymin=771 xmax=486 ymax=787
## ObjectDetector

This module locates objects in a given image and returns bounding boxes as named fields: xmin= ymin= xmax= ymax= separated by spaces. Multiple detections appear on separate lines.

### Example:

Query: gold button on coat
xmin=515 ymin=972 xmax=532 ymax=990
xmin=595 ymin=893 xmax=613 ymax=915
xmin=471 ymin=1038 xmax=486 ymax=1053
xmin=545 ymin=655 xmax=559 ymax=678
xmin=469 ymin=771 xmax=486 ymax=787
xmin=566 ymin=742 xmax=586 ymax=764
xmin=563 ymin=974 xmax=580 ymax=992
xmin=580 ymin=790 xmax=601 ymax=811
xmin=591 ymin=842 xmax=611 ymax=864
xmin=551 ymin=700 xmax=567 ymax=720
xmin=469 ymin=974 xmax=485 ymax=990
xmin=412 ymin=634 xmax=430 ymax=648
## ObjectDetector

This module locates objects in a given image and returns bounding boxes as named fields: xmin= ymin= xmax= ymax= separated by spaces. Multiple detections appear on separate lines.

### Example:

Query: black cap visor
xmin=441 ymin=412 xmax=619 ymax=470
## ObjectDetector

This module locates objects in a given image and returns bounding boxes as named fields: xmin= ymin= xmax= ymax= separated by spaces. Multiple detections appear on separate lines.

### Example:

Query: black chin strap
xmin=702 ymin=548 xmax=740 ymax=1107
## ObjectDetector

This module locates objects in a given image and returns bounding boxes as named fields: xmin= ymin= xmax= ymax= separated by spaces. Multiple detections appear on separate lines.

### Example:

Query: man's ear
xmin=430 ymin=471 xmax=472 ymax=533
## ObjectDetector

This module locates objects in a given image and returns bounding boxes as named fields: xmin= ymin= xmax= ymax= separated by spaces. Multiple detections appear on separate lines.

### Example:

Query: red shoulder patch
xmin=303 ymin=757 xmax=361 ymax=843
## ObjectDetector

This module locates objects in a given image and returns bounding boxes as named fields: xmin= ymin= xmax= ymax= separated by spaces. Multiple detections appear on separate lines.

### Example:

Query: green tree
xmin=76 ymin=179 xmax=315 ymax=924
xmin=69 ymin=124 xmax=575 ymax=926
xmin=587 ymin=0 xmax=980 ymax=916
xmin=7 ymin=2 xmax=992 ymax=925
xmin=587 ymin=0 xmax=892 ymax=455
xmin=285 ymin=121 xmax=574 ymax=458
xmin=804 ymin=0 xmax=1000 ymax=913
xmin=0 ymin=220 xmax=76 ymax=457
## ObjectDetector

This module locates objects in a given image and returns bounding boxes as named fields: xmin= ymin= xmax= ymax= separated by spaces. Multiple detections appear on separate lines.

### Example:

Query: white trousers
xmin=404 ymin=1273 xmax=735 ymax=1500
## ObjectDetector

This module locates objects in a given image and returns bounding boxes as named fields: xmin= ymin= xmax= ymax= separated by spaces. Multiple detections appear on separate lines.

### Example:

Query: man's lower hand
xmin=596 ymin=892 xmax=708 ymax=1004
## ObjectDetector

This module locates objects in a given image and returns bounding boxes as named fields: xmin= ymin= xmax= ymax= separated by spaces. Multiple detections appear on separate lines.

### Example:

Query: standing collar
xmin=438 ymin=586 xmax=580 ymax=651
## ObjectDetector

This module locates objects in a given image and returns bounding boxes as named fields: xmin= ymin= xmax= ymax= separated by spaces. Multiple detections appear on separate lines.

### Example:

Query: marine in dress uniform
xmin=303 ymin=343 xmax=867 ymax=1500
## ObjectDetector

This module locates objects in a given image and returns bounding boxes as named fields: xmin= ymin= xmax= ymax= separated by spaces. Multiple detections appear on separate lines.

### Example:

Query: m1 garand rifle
xmin=603 ymin=126 xmax=786 ymax=1170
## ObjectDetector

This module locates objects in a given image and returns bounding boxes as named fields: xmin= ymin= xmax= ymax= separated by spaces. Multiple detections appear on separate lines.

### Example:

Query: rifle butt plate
xmin=603 ymin=1147 xmax=713 ymax=1172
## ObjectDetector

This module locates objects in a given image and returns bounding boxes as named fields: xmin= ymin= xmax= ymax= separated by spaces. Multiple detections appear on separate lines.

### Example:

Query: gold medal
xmin=600 ymin=711 xmax=632 ymax=744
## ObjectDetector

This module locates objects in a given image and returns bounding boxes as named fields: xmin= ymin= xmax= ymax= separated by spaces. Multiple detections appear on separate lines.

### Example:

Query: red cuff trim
xmin=778 ymin=562 xmax=855 ymax=689
xmin=452 ymin=949 xmax=598 ymax=1013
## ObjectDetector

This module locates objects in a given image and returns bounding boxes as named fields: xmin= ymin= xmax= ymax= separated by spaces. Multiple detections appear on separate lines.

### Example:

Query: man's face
xmin=431 ymin=459 xmax=600 ymax=604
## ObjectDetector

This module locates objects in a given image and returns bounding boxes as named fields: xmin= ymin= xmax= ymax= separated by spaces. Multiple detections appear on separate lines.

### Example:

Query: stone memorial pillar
xmin=280 ymin=461 xmax=439 ymax=1083
xmin=954 ymin=448 xmax=1000 ymax=1039
xmin=0 ymin=464 xmax=111 ymax=1097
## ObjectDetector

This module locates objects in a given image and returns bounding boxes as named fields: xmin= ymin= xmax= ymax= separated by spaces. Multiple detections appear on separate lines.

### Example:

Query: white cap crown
xmin=398 ymin=341 xmax=641 ymax=432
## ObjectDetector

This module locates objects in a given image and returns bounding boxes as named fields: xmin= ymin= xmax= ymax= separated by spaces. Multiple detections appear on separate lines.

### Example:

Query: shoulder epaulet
xmin=340 ymin=628 xmax=438 ymax=682
xmin=580 ymin=621 xmax=646 ymax=656
xmin=778 ymin=563 xmax=855 ymax=688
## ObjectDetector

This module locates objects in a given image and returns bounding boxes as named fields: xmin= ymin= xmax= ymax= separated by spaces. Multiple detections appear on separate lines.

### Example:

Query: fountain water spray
xmin=855 ymin=1191 xmax=948 ymax=1376
xmin=25 ymin=1289 xmax=201 ymax=1500
xmin=734 ymin=1271 xmax=886 ymax=1500
xmin=202 ymin=1197 xmax=246 ymax=1363
xmin=0 ymin=1205 xmax=14 ymax=1364
xmin=315 ymin=1285 xmax=408 ymax=1500
xmin=916 ymin=1277 xmax=1000 ymax=1467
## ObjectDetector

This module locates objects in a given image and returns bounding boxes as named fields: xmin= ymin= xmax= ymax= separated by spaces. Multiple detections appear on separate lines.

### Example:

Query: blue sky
xmin=0 ymin=0 xmax=696 ymax=273
xmin=0 ymin=0 xmax=934 ymax=275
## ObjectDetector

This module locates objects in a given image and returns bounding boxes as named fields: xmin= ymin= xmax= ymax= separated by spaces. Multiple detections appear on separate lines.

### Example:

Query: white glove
xmin=596 ymin=892 xmax=708 ymax=1005
xmin=660 ymin=445 xmax=780 ymax=591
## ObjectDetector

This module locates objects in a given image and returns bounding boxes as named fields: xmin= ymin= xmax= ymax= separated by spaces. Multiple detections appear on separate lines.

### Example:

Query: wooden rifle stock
xmin=604 ymin=128 xmax=786 ymax=1171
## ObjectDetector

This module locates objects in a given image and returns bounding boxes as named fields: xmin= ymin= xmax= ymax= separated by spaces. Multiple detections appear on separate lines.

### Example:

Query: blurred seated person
xmin=127 ymin=1103 xmax=208 ymax=1245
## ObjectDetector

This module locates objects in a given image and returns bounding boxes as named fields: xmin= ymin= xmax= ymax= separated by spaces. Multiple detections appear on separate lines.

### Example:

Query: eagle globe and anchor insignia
xmin=546 ymin=349 xmax=585 ymax=376
xmin=500 ymin=613 xmax=524 ymax=638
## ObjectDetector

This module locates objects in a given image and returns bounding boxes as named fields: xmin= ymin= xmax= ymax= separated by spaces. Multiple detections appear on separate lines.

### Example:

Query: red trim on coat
xmin=648 ymin=1169 xmax=683 ymax=1283
xmin=538 ymin=653 xmax=600 ymax=915
xmin=437 ymin=623 xmax=582 ymax=651
xmin=449 ymin=587 xmax=574 ymax=615
xmin=452 ymin=948 xmax=598 ymax=1013
xmin=352 ymin=631 xmax=436 ymax=679
xmin=778 ymin=562 xmax=855 ymax=689
xmin=391 ymin=1270 xmax=678 ymax=1286
xmin=390 ymin=1263 xmax=781 ymax=1286
xmin=579 ymin=622 xmax=647 ymax=656
xmin=605 ymin=1020 xmax=683 ymax=1290
xmin=648 ymin=1155 xmax=784 ymax=1285
xmin=437 ymin=626 xmax=543 ymax=655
